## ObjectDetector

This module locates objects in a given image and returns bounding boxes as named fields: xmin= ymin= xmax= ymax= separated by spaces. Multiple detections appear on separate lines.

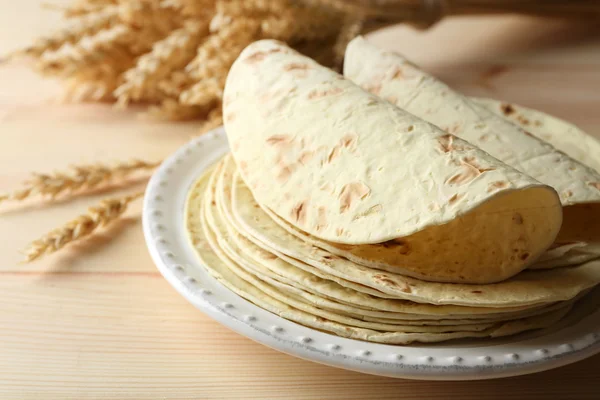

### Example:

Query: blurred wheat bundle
xmin=16 ymin=0 xmax=600 ymax=128
xmin=16 ymin=0 xmax=359 ymax=128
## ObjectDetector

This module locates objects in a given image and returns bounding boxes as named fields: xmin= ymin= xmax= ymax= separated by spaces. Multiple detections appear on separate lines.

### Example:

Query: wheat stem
xmin=0 ymin=159 xmax=160 ymax=204
xmin=22 ymin=191 xmax=144 ymax=262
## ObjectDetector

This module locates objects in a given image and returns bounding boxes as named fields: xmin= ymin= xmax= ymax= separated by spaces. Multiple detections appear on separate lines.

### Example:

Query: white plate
xmin=143 ymin=127 xmax=600 ymax=380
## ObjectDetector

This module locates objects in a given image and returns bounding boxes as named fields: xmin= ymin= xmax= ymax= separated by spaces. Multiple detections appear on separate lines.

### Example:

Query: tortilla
xmin=186 ymin=166 xmax=577 ymax=344
xmin=211 ymin=156 xmax=582 ymax=325
xmin=474 ymin=98 xmax=600 ymax=173
xmin=224 ymin=39 xmax=562 ymax=284
xmin=344 ymin=36 xmax=600 ymax=264
xmin=230 ymin=166 xmax=600 ymax=308
xmin=344 ymin=36 xmax=600 ymax=208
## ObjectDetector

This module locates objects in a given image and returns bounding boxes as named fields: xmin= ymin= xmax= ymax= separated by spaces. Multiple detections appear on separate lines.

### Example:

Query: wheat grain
xmin=0 ymin=159 xmax=159 ymax=204
xmin=22 ymin=191 xmax=143 ymax=262
xmin=18 ymin=6 xmax=119 ymax=57
xmin=115 ymin=20 xmax=209 ymax=104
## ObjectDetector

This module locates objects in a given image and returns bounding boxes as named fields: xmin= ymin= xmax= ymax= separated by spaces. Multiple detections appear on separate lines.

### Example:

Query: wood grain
xmin=1 ymin=2 xmax=600 ymax=398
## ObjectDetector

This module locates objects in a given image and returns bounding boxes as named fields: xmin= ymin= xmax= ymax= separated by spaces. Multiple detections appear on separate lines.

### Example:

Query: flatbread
xmin=230 ymin=166 xmax=600 ymax=308
xmin=185 ymin=166 xmax=576 ymax=344
xmin=224 ymin=39 xmax=562 ymax=284
xmin=343 ymin=36 xmax=600 ymax=207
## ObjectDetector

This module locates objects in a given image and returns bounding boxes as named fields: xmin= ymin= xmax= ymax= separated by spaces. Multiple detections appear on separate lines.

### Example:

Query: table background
xmin=1 ymin=1 xmax=600 ymax=399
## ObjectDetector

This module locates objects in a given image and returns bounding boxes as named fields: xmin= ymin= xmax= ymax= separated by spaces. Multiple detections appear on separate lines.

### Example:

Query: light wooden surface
xmin=1 ymin=2 xmax=600 ymax=399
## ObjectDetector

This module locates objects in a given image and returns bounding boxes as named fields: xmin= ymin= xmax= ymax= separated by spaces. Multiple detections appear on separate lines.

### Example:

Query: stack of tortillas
xmin=185 ymin=38 xmax=600 ymax=344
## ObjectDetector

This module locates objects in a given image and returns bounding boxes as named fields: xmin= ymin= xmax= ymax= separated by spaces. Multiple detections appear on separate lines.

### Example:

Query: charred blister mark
xmin=512 ymin=213 xmax=524 ymax=225
xmin=487 ymin=180 xmax=509 ymax=192
xmin=339 ymin=182 xmax=371 ymax=213
xmin=448 ymin=193 xmax=464 ymax=205
xmin=501 ymin=103 xmax=515 ymax=116
xmin=291 ymin=201 xmax=307 ymax=225
xmin=588 ymin=182 xmax=600 ymax=190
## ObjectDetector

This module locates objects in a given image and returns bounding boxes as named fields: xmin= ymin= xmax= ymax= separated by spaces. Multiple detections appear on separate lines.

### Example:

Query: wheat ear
xmin=23 ymin=192 xmax=143 ymax=262
xmin=0 ymin=159 xmax=160 ymax=204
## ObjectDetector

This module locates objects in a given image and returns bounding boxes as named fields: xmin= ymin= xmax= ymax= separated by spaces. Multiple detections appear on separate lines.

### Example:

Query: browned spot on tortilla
xmin=291 ymin=201 xmax=307 ymax=225
xmin=352 ymin=204 xmax=382 ymax=221
xmin=487 ymin=181 xmax=509 ymax=192
xmin=380 ymin=239 xmax=411 ymax=255
xmin=385 ymin=95 xmax=398 ymax=104
xmin=523 ymin=130 xmax=535 ymax=137
xmin=447 ymin=157 xmax=495 ymax=186
xmin=308 ymin=87 xmax=343 ymax=100
xmin=479 ymin=133 xmax=491 ymax=141
xmin=211 ymin=200 xmax=216 ymax=206
xmin=277 ymin=165 xmax=294 ymax=183
xmin=327 ymin=145 xmax=342 ymax=164
xmin=391 ymin=67 xmax=404 ymax=80
xmin=520 ymin=252 xmax=530 ymax=260
xmin=448 ymin=193 xmax=463 ymax=204
xmin=588 ymin=182 xmax=600 ymax=190
xmin=284 ymin=63 xmax=311 ymax=71
xmin=336 ymin=227 xmax=345 ymax=236
xmin=244 ymin=51 xmax=267 ymax=63
xmin=534 ymin=120 xmax=543 ymax=127
xmin=517 ymin=115 xmax=531 ymax=126
xmin=315 ymin=316 xmax=326 ymax=323
xmin=339 ymin=182 xmax=370 ymax=213
xmin=471 ymin=290 xmax=483 ymax=294
xmin=315 ymin=207 xmax=327 ymax=232
xmin=298 ymin=151 xmax=314 ymax=165
xmin=283 ymin=192 xmax=291 ymax=201
xmin=562 ymin=190 xmax=573 ymax=199
xmin=340 ymin=133 xmax=358 ymax=149
xmin=501 ymin=103 xmax=515 ymax=116
xmin=513 ymin=213 xmax=523 ymax=225
xmin=373 ymin=274 xmax=398 ymax=286
xmin=266 ymin=134 xmax=292 ymax=146
xmin=438 ymin=134 xmax=458 ymax=153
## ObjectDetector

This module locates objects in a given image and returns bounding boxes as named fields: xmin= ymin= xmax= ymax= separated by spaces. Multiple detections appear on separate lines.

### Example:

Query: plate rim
xmin=142 ymin=126 xmax=600 ymax=380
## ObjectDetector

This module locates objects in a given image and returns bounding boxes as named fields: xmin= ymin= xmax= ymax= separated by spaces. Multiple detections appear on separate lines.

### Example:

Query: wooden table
xmin=1 ymin=2 xmax=600 ymax=399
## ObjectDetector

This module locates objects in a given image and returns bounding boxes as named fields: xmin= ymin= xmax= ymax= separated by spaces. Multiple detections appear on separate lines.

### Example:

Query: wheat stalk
xmin=0 ymin=159 xmax=160 ymax=204
xmin=23 ymin=191 xmax=144 ymax=262
xmin=115 ymin=20 xmax=209 ymax=105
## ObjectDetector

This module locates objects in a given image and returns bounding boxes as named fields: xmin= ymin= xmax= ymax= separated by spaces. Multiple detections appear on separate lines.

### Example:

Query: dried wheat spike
xmin=18 ymin=5 xmax=119 ymax=57
xmin=62 ymin=76 xmax=122 ymax=102
xmin=179 ymin=76 xmax=225 ymax=107
xmin=37 ymin=24 xmax=135 ymax=78
xmin=333 ymin=17 xmax=364 ymax=67
xmin=157 ymin=70 xmax=197 ymax=98
xmin=23 ymin=191 xmax=144 ymax=262
xmin=161 ymin=0 xmax=215 ymax=17
xmin=216 ymin=0 xmax=288 ymax=18
xmin=115 ymin=20 xmax=209 ymax=105
xmin=0 ymin=159 xmax=159 ymax=204
xmin=186 ymin=18 xmax=261 ymax=81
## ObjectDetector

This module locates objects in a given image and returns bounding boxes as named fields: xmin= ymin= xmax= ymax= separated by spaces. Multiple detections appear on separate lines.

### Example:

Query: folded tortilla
xmin=185 ymin=163 xmax=584 ymax=344
xmin=344 ymin=37 xmax=600 ymax=247
xmin=223 ymin=39 xmax=562 ymax=284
